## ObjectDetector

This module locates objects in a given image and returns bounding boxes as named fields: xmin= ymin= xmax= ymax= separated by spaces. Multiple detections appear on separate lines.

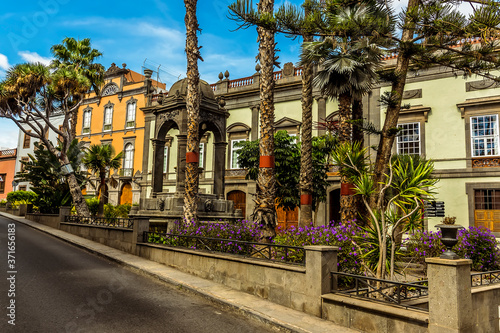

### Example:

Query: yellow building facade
xmin=76 ymin=63 xmax=166 ymax=205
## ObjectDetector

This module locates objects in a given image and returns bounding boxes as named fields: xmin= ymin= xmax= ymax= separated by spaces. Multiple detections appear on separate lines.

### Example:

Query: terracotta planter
xmin=436 ymin=224 xmax=464 ymax=260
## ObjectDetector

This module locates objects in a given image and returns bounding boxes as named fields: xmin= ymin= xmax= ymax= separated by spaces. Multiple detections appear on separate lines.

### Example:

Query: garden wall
xmin=26 ymin=213 xmax=60 ymax=229
xmin=471 ymin=285 xmax=500 ymax=333
xmin=136 ymin=243 xmax=336 ymax=316
xmin=321 ymin=294 xmax=428 ymax=333
xmin=60 ymin=222 xmax=136 ymax=253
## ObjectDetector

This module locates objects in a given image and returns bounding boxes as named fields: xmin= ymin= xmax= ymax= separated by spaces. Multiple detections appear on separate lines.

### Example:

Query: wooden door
xmin=276 ymin=205 xmax=298 ymax=231
xmin=475 ymin=210 xmax=500 ymax=232
xmin=227 ymin=190 xmax=246 ymax=219
xmin=120 ymin=183 xmax=133 ymax=205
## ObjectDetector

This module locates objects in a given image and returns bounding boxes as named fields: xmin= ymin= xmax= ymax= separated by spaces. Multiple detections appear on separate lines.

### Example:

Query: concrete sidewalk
xmin=1 ymin=212 xmax=360 ymax=333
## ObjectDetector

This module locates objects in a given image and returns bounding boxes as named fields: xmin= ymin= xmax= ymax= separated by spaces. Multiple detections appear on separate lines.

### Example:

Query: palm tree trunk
xmin=253 ymin=0 xmax=276 ymax=240
xmin=183 ymin=0 xmax=201 ymax=224
xmin=338 ymin=93 xmax=357 ymax=223
xmin=299 ymin=34 xmax=314 ymax=227
xmin=60 ymin=154 xmax=90 ymax=218
xmin=351 ymin=97 xmax=367 ymax=225
xmin=98 ymin=170 xmax=106 ymax=216
xmin=371 ymin=0 xmax=418 ymax=209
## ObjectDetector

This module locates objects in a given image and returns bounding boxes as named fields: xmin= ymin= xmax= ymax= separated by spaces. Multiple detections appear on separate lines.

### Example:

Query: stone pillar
xmin=251 ymin=105 xmax=259 ymax=141
xmin=58 ymin=206 xmax=71 ymax=229
xmin=426 ymin=258 xmax=473 ymax=333
xmin=213 ymin=142 xmax=227 ymax=199
xmin=316 ymin=96 xmax=326 ymax=136
xmin=132 ymin=217 xmax=150 ymax=254
xmin=304 ymin=246 xmax=338 ymax=316
xmin=176 ymin=134 xmax=187 ymax=193
xmin=142 ymin=116 xmax=153 ymax=176
xmin=151 ymin=138 xmax=166 ymax=195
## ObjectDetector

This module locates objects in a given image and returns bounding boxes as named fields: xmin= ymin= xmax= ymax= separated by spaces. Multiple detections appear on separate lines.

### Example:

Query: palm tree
xmin=183 ymin=0 xmax=202 ymax=224
xmin=298 ymin=3 xmax=315 ymax=227
xmin=301 ymin=4 xmax=390 ymax=223
xmin=82 ymin=144 xmax=123 ymax=216
xmin=0 ymin=60 xmax=94 ymax=217
xmin=253 ymin=0 xmax=277 ymax=240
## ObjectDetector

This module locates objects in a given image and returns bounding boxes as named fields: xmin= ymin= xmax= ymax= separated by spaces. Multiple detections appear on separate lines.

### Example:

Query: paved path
xmin=0 ymin=212 xmax=360 ymax=333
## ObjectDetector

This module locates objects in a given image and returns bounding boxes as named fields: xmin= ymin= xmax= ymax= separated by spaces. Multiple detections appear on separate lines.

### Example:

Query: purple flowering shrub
xmin=403 ymin=230 xmax=445 ymax=272
xmin=456 ymin=227 xmax=500 ymax=271
xmin=173 ymin=219 xmax=262 ymax=242
xmin=404 ymin=227 xmax=500 ymax=272
xmin=273 ymin=221 xmax=366 ymax=274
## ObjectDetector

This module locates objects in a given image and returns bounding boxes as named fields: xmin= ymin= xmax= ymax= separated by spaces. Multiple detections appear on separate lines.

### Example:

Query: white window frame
xmin=103 ymin=106 xmax=113 ymax=132
xmin=230 ymin=139 xmax=245 ymax=169
xmin=126 ymin=102 xmax=136 ymax=128
xmin=471 ymin=115 xmax=499 ymax=157
xmin=163 ymin=146 xmax=169 ymax=174
xmin=83 ymin=110 xmax=91 ymax=134
xmin=397 ymin=122 xmax=421 ymax=155
xmin=199 ymin=143 xmax=205 ymax=168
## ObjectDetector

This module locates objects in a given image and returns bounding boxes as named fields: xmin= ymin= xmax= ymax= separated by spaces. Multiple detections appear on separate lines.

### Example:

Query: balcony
xmin=472 ymin=157 xmax=500 ymax=168
xmin=119 ymin=168 xmax=134 ymax=178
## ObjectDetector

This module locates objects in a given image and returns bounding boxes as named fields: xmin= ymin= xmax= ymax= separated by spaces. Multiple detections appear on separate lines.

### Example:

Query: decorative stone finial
xmin=144 ymin=69 xmax=153 ymax=79
xmin=224 ymin=70 xmax=230 ymax=79
xmin=122 ymin=63 xmax=127 ymax=68
xmin=255 ymin=63 xmax=261 ymax=72
xmin=218 ymin=72 xmax=224 ymax=81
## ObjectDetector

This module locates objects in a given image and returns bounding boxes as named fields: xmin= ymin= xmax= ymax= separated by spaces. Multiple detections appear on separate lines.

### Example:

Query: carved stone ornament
xmin=102 ymin=83 xmax=119 ymax=96
xmin=200 ymin=110 xmax=224 ymax=133
xmin=466 ymin=79 xmax=500 ymax=92
xmin=204 ymin=199 xmax=213 ymax=212
xmin=402 ymin=89 xmax=422 ymax=100
xmin=283 ymin=62 xmax=294 ymax=77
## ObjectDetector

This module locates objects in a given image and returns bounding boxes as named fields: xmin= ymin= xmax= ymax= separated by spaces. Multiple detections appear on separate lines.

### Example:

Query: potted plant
xmin=436 ymin=216 xmax=463 ymax=259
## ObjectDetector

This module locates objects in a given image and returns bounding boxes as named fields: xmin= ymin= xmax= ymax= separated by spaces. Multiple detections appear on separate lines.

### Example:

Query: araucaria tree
xmin=0 ymin=38 xmax=104 ymax=217
xmin=183 ymin=0 xmax=202 ymax=224
xmin=82 ymin=144 xmax=123 ymax=217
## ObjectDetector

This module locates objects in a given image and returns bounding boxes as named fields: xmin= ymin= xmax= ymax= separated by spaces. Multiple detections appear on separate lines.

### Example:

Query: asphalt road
xmin=0 ymin=216 xmax=276 ymax=333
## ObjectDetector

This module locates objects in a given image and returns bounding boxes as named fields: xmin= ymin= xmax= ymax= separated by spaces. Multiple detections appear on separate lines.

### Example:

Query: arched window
xmin=126 ymin=102 xmax=136 ymax=128
xmin=123 ymin=143 xmax=134 ymax=177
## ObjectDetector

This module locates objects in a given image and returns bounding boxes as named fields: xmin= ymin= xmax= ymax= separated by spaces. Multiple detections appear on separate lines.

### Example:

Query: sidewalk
xmin=0 ymin=212 xmax=360 ymax=333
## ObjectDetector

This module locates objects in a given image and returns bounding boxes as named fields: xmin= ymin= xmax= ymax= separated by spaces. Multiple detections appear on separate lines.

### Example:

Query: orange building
xmin=76 ymin=63 xmax=166 ymax=205
xmin=0 ymin=149 xmax=17 ymax=200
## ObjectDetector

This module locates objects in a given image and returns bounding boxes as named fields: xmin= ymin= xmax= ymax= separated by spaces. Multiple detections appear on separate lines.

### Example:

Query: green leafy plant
xmin=85 ymin=197 xmax=99 ymax=216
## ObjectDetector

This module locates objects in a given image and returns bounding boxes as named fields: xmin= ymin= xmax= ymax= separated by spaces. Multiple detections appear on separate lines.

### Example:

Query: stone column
xmin=142 ymin=116 xmax=153 ymax=177
xmin=426 ymin=258 xmax=473 ymax=333
xmin=58 ymin=206 xmax=71 ymax=229
xmin=213 ymin=142 xmax=227 ymax=199
xmin=151 ymin=138 xmax=166 ymax=195
xmin=251 ymin=105 xmax=259 ymax=141
xmin=304 ymin=246 xmax=338 ymax=316
xmin=176 ymin=134 xmax=187 ymax=193
xmin=132 ymin=217 xmax=150 ymax=255
xmin=316 ymin=96 xmax=326 ymax=136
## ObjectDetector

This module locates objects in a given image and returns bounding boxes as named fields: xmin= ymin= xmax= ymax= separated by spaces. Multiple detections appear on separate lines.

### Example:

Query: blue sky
xmin=0 ymin=0 xmax=307 ymax=148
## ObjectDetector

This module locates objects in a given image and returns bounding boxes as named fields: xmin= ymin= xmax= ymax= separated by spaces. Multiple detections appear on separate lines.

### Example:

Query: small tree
xmin=236 ymin=130 xmax=330 ymax=222
xmin=15 ymin=139 xmax=87 ymax=213
xmin=82 ymin=144 xmax=123 ymax=217
xmin=332 ymin=142 xmax=438 ymax=280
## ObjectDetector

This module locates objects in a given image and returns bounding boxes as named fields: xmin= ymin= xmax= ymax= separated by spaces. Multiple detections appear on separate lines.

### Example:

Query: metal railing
xmin=143 ymin=231 xmax=305 ymax=265
xmin=330 ymin=272 xmax=429 ymax=311
xmin=471 ymin=270 xmax=500 ymax=287
xmin=64 ymin=215 xmax=134 ymax=229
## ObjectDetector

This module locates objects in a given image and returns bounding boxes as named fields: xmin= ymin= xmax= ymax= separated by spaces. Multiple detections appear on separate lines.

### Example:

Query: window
xmin=126 ymin=102 xmax=136 ymax=128
xmin=20 ymin=157 xmax=29 ymax=172
xmin=199 ymin=143 xmax=205 ymax=168
xmin=474 ymin=189 xmax=500 ymax=210
xmin=23 ymin=131 xmax=31 ymax=149
xmin=103 ymin=106 xmax=113 ymax=131
xmin=471 ymin=115 xmax=499 ymax=157
xmin=123 ymin=144 xmax=134 ymax=177
xmin=163 ymin=146 xmax=169 ymax=173
xmin=397 ymin=122 xmax=420 ymax=155
xmin=231 ymin=139 xmax=245 ymax=169
xmin=19 ymin=185 xmax=27 ymax=192
xmin=83 ymin=110 xmax=91 ymax=134
xmin=0 ymin=174 xmax=5 ymax=193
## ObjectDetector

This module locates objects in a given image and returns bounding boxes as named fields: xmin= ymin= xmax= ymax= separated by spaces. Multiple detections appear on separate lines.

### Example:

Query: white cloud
xmin=0 ymin=54 xmax=10 ymax=71
xmin=18 ymin=51 xmax=52 ymax=66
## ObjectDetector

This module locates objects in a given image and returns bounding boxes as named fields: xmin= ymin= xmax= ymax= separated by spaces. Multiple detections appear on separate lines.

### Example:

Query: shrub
xmin=103 ymin=204 xmax=120 ymax=219
xmin=403 ymin=230 xmax=444 ymax=273
xmin=6 ymin=191 xmax=37 ymax=204
xmin=273 ymin=221 xmax=366 ymax=275
xmin=115 ymin=204 xmax=131 ymax=218
xmin=456 ymin=227 xmax=500 ymax=271
xmin=85 ymin=197 xmax=99 ymax=216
